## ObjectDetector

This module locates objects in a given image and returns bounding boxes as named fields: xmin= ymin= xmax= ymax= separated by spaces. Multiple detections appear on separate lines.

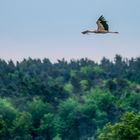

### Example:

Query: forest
xmin=0 ymin=54 xmax=140 ymax=140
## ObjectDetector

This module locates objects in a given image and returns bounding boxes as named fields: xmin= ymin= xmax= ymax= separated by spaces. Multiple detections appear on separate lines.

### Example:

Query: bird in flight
xmin=82 ymin=15 xmax=118 ymax=34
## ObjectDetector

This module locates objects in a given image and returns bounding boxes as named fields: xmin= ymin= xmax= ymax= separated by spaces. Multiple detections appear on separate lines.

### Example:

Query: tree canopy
xmin=0 ymin=55 xmax=140 ymax=139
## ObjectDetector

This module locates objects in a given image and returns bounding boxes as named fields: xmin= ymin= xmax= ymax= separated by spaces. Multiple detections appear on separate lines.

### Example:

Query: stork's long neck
xmin=89 ymin=30 xmax=98 ymax=33
xmin=87 ymin=30 xmax=97 ymax=33
xmin=81 ymin=30 xmax=97 ymax=34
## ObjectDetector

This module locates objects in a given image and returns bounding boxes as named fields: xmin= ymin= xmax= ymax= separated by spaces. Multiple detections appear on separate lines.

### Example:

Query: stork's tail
xmin=109 ymin=31 xmax=119 ymax=34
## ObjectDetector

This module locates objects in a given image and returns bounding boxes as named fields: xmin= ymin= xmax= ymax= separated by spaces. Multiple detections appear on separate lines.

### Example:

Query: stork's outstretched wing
xmin=96 ymin=15 xmax=109 ymax=31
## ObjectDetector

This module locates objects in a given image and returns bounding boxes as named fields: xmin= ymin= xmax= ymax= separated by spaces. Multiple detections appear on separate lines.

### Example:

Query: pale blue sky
xmin=0 ymin=0 xmax=140 ymax=62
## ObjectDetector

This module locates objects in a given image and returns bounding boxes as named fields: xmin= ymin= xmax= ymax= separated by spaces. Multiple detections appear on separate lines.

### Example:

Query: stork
xmin=82 ymin=15 xmax=118 ymax=34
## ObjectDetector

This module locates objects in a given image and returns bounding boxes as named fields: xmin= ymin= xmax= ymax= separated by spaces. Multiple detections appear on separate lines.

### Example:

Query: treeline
xmin=0 ymin=55 xmax=140 ymax=140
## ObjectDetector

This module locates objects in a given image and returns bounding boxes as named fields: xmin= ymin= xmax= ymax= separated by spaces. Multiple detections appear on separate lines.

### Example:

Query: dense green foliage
xmin=98 ymin=112 xmax=140 ymax=140
xmin=0 ymin=55 xmax=140 ymax=139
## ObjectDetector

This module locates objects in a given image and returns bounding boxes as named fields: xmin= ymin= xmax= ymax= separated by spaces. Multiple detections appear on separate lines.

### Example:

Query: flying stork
xmin=82 ymin=15 xmax=118 ymax=34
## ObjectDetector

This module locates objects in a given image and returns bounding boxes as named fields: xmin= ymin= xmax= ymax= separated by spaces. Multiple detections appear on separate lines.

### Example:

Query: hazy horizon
xmin=0 ymin=0 xmax=140 ymax=62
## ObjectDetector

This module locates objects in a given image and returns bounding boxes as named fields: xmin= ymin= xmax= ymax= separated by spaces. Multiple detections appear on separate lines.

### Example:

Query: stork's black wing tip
xmin=99 ymin=15 xmax=104 ymax=18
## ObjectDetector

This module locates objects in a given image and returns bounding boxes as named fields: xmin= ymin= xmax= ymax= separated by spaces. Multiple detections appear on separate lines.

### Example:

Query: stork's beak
xmin=81 ymin=30 xmax=88 ymax=34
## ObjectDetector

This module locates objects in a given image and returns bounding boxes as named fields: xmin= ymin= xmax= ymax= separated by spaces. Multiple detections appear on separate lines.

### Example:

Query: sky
xmin=0 ymin=0 xmax=140 ymax=62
